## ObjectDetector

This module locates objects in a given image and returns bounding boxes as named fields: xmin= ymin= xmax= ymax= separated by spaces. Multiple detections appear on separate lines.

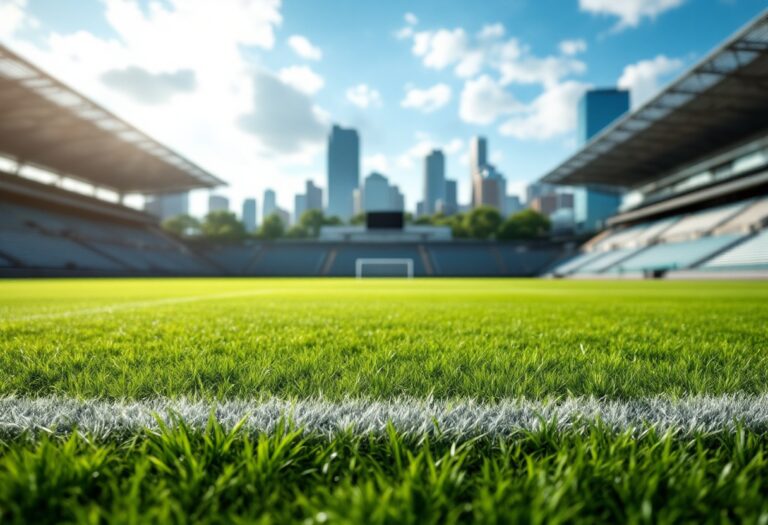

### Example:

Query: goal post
xmin=355 ymin=258 xmax=414 ymax=279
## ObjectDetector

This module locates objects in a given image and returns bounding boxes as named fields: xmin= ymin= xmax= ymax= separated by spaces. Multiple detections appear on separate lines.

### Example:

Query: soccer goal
xmin=355 ymin=258 xmax=414 ymax=279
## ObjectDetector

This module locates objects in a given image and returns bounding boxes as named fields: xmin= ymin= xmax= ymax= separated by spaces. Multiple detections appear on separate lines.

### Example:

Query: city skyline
xmin=0 ymin=0 xmax=764 ymax=217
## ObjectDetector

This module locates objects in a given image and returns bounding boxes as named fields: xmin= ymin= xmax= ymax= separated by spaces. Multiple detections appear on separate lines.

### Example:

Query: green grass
xmin=2 ymin=277 xmax=768 ymax=523
xmin=2 ymin=418 xmax=768 ymax=524
xmin=1 ymin=278 xmax=767 ymax=399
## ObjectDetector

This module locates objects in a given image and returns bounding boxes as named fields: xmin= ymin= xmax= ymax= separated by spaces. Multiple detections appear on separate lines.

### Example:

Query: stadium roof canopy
xmin=0 ymin=44 xmax=224 ymax=194
xmin=541 ymin=9 xmax=768 ymax=189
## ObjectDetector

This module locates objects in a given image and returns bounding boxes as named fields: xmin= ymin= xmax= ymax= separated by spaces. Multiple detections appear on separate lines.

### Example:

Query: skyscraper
xmin=577 ymin=88 xmax=630 ymax=146
xmin=326 ymin=124 xmax=360 ymax=220
xmin=574 ymin=88 xmax=629 ymax=230
xmin=423 ymin=149 xmax=445 ymax=215
xmin=242 ymin=198 xmax=257 ymax=233
xmin=144 ymin=192 xmax=189 ymax=220
xmin=470 ymin=136 xmax=488 ymax=208
xmin=305 ymin=180 xmax=323 ymax=212
xmin=263 ymin=189 xmax=276 ymax=221
xmin=361 ymin=172 xmax=392 ymax=212
xmin=437 ymin=179 xmax=458 ymax=215
xmin=294 ymin=194 xmax=307 ymax=224
xmin=208 ymin=194 xmax=229 ymax=213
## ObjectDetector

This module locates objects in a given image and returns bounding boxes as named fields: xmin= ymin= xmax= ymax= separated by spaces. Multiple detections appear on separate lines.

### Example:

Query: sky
xmin=0 ymin=0 xmax=765 ymax=217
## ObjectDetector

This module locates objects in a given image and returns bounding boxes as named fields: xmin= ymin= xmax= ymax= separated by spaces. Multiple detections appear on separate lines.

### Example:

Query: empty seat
xmin=0 ymin=230 xmax=122 ymax=270
xmin=612 ymin=234 xmax=743 ymax=273
xmin=427 ymin=245 xmax=502 ymax=276
xmin=703 ymin=229 xmax=768 ymax=270
xmin=659 ymin=203 xmax=746 ymax=242
xmin=574 ymin=247 xmax=644 ymax=274
xmin=252 ymin=245 xmax=330 ymax=276
xmin=712 ymin=197 xmax=768 ymax=235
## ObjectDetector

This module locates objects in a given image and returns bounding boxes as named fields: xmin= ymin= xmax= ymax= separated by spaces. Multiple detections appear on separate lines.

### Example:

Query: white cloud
xmin=404 ymin=12 xmax=418 ymax=26
xmin=618 ymin=54 xmax=683 ymax=107
xmin=407 ymin=24 xmax=585 ymax=85
xmin=401 ymin=83 xmax=452 ymax=113
xmin=363 ymin=153 xmax=390 ymax=174
xmin=477 ymin=23 xmax=505 ymax=41
xmin=101 ymin=67 xmax=196 ymax=105
xmin=278 ymin=65 xmax=324 ymax=95
xmin=0 ymin=0 xmax=34 ymax=38
xmin=459 ymin=75 xmax=520 ymax=125
xmin=287 ymin=34 xmax=322 ymax=61
xmin=559 ymin=39 xmax=587 ymax=56
xmin=396 ymin=12 xmax=419 ymax=39
xmin=499 ymin=80 xmax=590 ymax=140
xmin=396 ymin=135 xmax=464 ymax=169
xmin=579 ymin=0 xmax=685 ymax=30
xmin=345 ymin=84 xmax=382 ymax=109
xmin=0 ymin=0 xmax=338 ymax=215
xmin=498 ymin=55 xmax=586 ymax=88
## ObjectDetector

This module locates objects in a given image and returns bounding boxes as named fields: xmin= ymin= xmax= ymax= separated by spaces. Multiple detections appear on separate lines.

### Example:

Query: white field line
xmin=5 ymin=288 xmax=281 ymax=322
xmin=1 ymin=396 xmax=768 ymax=440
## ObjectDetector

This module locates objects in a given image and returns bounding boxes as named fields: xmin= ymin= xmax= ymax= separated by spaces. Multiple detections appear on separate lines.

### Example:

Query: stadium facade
xmin=545 ymin=9 xmax=768 ymax=278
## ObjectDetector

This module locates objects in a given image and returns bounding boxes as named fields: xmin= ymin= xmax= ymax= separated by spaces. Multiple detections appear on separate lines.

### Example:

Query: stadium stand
xmin=542 ymin=10 xmax=768 ymax=279
xmin=702 ymin=229 xmax=768 ymax=270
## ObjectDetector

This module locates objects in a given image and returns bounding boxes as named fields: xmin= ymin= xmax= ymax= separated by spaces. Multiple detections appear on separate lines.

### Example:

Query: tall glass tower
xmin=577 ymin=89 xmax=630 ymax=146
xmin=423 ymin=149 xmax=445 ymax=215
xmin=326 ymin=125 xmax=360 ymax=220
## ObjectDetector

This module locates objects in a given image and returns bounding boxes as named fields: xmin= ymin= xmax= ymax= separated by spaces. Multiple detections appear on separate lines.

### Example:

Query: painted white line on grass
xmin=6 ymin=288 xmax=281 ymax=322
xmin=1 ymin=395 xmax=767 ymax=439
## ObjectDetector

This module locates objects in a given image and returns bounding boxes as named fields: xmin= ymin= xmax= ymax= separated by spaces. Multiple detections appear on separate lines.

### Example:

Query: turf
xmin=1 ymin=278 xmax=767 ymax=399
xmin=2 ymin=278 xmax=768 ymax=523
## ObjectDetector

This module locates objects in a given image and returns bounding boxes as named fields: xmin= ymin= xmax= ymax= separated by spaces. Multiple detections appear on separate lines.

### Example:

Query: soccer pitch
xmin=1 ymin=278 xmax=768 ymax=523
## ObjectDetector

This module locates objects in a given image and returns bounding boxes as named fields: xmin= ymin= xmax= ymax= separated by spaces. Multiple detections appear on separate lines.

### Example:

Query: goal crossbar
xmin=355 ymin=258 xmax=414 ymax=279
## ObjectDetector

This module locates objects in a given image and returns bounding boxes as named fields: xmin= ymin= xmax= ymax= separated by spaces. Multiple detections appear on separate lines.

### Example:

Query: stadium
xmin=1 ymin=4 xmax=768 ymax=524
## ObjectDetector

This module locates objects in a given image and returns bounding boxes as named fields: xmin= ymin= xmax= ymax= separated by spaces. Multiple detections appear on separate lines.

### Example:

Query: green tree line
xmin=162 ymin=207 xmax=550 ymax=241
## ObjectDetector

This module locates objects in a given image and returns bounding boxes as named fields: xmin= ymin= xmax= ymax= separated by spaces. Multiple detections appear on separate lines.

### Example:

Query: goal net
xmin=355 ymin=258 xmax=414 ymax=278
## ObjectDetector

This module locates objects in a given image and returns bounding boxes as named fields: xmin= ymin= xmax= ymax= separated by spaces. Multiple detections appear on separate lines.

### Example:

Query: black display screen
xmin=366 ymin=212 xmax=404 ymax=230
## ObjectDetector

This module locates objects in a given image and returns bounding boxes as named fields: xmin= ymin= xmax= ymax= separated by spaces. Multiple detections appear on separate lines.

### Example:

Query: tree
xmin=161 ymin=214 xmax=200 ymax=237
xmin=349 ymin=213 xmax=366 ymax=226
xmin=299 ymin=209 xmax=325 ymax=237
xmin=286 ymin=224 xmax=309 ymax=238
xmin=260 ymin=213 xmax=285 ymax=240
xmin=463 ymin=206 xmax=502 ymax=239
xmin=497 ymin=209 xmax=551 ymax=240
xmin=434 ymin=213 xmax=468 ymax=238
xmin=200 ymin=211 xmax=245 ymax=241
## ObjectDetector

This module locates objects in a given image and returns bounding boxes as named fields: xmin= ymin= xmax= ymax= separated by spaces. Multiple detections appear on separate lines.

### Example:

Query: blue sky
xmin=0 ymin=0 xmax=765 ymax=216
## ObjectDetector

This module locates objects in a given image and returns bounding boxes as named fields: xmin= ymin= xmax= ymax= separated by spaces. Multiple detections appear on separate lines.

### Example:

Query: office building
xmin=305 ymin=180 xmax=323 ymax=212
xmin=526 ymin=182 xmax=557 ymax=205
xmin=470 ymin=136 xmax=487 ymax=208
xmin=144 ymin=192 xmax=188 ymax=220
xmin=423 ymin=149 xmax=445 ymax=215
xmin=242 ymin=198 xmax=257 ymax=233
xmin=390 ymin=185 xmax=405 ymax=212
xmin=208 ymin=194 xmax=229 ymax=213
xmin=326 ymin=124 xmax=360 ymax=220
xmin=504 ymin=195 xmax=523 ymax=216
xmin=294 ymin=194 xmax=306 ymax=224
xmin=573 ymin=187 xmax=622 ymax=233
xmin=263 ymin=189 xmax=276 ymax=221
xmin=577 ymin=88 xmax=630 ymax=146
xmin=276 ymin=207 xmax=290 ymax=227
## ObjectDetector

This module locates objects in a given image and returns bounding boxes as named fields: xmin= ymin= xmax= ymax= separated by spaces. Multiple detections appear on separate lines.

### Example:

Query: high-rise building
xmin=423 ymin=149 xmax=445 ymax=215
xmin=263 ymin=189 xmax=276 ymax=221
xmin=275 ymin=207 xmax=290 ymax=227
xmin=242 ymin=198 xmax=257 ymax=233
xmin=470 ymin=136 xmax=487 ymax=208
xmin=208 ymin=194 xmax=229 ymax=213
xmin=144 ymin=192 xmax=189 ymax=220
xmin=361 ymin=172 xmax=392 ymax=212
xmin=573 ymin=89 xmax=629 ymax=229
xmin=526 ymin=182 xmax=557 ymax=205
xmin=389 ymin=185 xmax=405 ymax=212
xmin=294 ymin=194 xmax=307 ymax=224
xmin=573 ymin=187 xmax=622 ymax=233
xmin=577 ymin=88 xmax=630 ymax=146
xmin=504 ymin=195 xmax=523 ymax=216
xmin=327 ymin=124 xmax=360 ymax=220
xmin=437 ymin=179 xmax=458 ymax=215
xmin=305 ymin=180 xmax=323 ymax=212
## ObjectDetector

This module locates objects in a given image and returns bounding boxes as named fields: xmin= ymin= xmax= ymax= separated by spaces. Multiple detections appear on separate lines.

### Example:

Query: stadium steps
xmin=244 ymin=246 xmax=269 ymax=274
xmin=701 ymin=228 xmax=768 ymax=270
xmin=321 ymin=248 xmax=338 ymax=276
xmin=0 ymin=247 xmax=22 ymax=267
xmin=417 ymin=244 xmax=434 ymax=276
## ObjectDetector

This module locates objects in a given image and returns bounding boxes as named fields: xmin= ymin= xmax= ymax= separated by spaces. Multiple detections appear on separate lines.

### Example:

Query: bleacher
xmin=702 ymin=229 xmax=768 ymax=271
xmin=0 ymin=186 xmax=214 ymax=276
xmin=550 ymin=197 xmax=768 ymax=278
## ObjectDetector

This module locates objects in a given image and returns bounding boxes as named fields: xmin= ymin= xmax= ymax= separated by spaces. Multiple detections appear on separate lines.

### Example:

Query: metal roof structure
xmin=0 ymin=44 xmax=224 ymax=194
xmin=541 ymin=9 xmax=768 ymax=189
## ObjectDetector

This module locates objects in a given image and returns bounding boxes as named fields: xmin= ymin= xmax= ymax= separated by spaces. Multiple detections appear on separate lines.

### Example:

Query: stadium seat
xmin=702 ymin=229 xmax=768 ymax=270
xmin=611 ymin=234 xmax=744 ymax=273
